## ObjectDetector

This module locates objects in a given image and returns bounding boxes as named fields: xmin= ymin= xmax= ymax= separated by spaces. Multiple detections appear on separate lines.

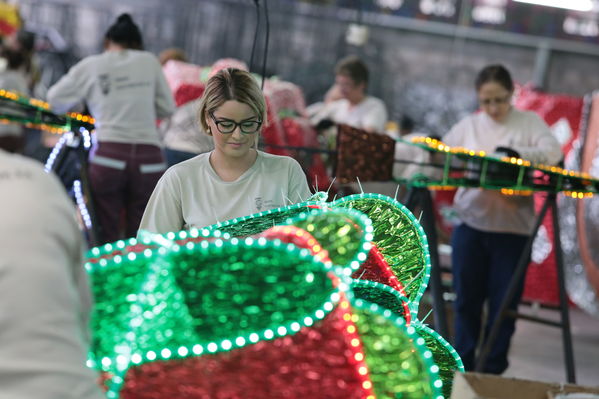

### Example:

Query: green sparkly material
xmin=350 ymin=279 xmax=410 ymax=321
xmin=86 ymin=198 xmax=461 ymax=398
xmin=87 ymin=249 xmax=159 ymax=367
xmin=413 ymin=323 xmax=464 ymax=399
xmin=332 ymin=194 xmax=430 ymax=309
xmin=286 ymin=208 xmax=373 ymax=268
xmin=86 ymin=239 xmax=337 ymax=391
xmin=167 ymin=241 xmax=334 ymax=342
xmin=208 ymin=203 xmax=317 ymax=237
xmin=352 ymin=303 xmax=441 ymax=399
xmin=349 ymin=278 xmax=463 ymax=397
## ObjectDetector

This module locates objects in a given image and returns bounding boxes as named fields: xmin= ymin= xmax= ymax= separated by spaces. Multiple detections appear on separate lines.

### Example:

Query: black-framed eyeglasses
xmin=209 ymin=112 xmax=262 ymax=134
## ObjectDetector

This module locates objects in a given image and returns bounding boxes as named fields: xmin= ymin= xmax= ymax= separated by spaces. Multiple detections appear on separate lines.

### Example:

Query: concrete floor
xmin=505 ymin=306 xmax=599 ymax=387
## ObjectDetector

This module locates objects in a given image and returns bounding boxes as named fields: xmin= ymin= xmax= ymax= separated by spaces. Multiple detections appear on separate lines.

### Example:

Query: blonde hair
xmin=197 ymin=68 xmax=267 ymax=133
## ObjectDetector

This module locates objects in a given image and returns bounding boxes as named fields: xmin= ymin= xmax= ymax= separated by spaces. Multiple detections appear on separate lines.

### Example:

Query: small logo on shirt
xmin=98 ymin=74 xmax=111 ymax=95
xmin=254 ymin=197 xmax=279 ymax=211
xmin=255 ymin=197 xmax=263 ymax=211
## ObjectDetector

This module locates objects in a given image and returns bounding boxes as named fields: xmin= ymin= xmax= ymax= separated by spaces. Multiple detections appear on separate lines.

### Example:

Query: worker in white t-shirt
xmin=443 ymin=65 xmax=561 ymax=374
xmin=48 ymin=14 xmax=175 ymax=244
xmin=139 ymin=68 xmax=312 ymax=234
xmin=0 ymin=149 xmax=104 ymax=399
xmin=310 ymin=55 xmax=388 ymax=134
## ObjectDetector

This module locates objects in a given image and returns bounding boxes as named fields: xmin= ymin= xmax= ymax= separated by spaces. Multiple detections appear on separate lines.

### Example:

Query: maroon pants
xmin=89 ymin=142 xmax=166 ymax=244
xmin=0 ymin=135 xmax=25 ymax=153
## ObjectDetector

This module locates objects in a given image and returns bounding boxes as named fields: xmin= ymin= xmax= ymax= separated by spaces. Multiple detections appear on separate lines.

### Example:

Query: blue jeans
xmin=451 ymin=223 xmax=529 ymax=374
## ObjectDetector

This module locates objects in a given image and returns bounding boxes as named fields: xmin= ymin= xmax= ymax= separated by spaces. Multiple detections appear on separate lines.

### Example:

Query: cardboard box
xmin=450 ymin=372 xmax=599 ymax=399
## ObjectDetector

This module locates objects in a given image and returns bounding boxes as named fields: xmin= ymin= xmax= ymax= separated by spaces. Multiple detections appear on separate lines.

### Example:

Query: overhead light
xmin=346 ymin=24 xmax=369 ymax=47
xmin=512 ymin=0 xmax=594 ymax=12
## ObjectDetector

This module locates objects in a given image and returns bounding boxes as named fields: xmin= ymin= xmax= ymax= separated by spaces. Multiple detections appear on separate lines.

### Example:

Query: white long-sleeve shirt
xmin=0 ymin=150 xmax=104 ymax=399
xmin=48 ymin=49 xmax=175 ymax=146
xmin=443 ymin=108 xmax=562 ymax=235
xmin=139 ymin=150 xmax=312 ymax=234
xmin=310 ymin=96 xmax=388 ymax=133
xmin=159 ymin=99 xmax=214 ymax=154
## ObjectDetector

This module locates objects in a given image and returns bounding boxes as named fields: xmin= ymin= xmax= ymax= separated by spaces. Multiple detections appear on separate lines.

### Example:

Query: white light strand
xmin=73 ymin=180 xmax=93 ymax=230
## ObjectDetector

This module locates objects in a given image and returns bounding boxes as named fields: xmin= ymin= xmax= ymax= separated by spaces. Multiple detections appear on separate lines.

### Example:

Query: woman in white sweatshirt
xmin=48 ymin=14 xmax=175 ymax=244
xmin=443 ymin=64 xmax=561 ymax=374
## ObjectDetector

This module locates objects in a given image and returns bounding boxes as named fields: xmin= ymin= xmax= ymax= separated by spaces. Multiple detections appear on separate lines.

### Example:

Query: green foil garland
xmin=349 ymin=278 xmax=464 ymax=398
xmin=86 ymin=198 xmax=458 ymax=398
xmin=352 ymin=301 xmax=442 ymax=399
xmin=351 ymin=279 xmax=410 ymax=321
xmin=332 ymin=194 xmax=431 ymax=313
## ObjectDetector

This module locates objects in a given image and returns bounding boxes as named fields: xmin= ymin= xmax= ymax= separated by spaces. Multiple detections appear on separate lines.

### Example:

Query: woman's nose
xmin=231 ymin=126 xmax=243 ymax=138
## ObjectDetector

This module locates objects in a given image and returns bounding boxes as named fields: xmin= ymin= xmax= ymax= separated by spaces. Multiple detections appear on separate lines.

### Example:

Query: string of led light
xmin=404 ymin=136 xmax=599 ymax=198
xmin=0 ymin=90 xmax=95 ymax=133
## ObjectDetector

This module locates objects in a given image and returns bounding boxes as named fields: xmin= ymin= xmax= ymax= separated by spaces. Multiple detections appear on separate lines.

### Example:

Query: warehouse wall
xmin=15 ymin=0 xmax=599 ymax=136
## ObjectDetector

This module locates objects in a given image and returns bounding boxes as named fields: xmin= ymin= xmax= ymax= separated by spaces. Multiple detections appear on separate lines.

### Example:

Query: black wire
xmin=249 ymin=0 xmax=260 ymax=72
xmin=260 ymin=0 xmax=269 ymax=90
xmin=357 ymin=0 xmax=363 ymax=25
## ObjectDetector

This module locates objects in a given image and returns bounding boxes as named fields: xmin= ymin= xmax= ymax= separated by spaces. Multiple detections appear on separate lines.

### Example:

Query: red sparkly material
xmin=515 ymin=86 xmax=584 ymax=306
xmin=336 ymin=125 xmax=395 ymax=184
xmin=162 ymin=60 xmax=206 ymax=107
xmin=263 ymin=80 xmax=307 ymax=118
xmin=209 ymin=58 xmax=249 ymax=78
xmin=261 ymin=97 xmax=289 ymax=156
xmin=119 ymin=306 xmax=370 ymax=399
xmin=281 ymin=117 xmax=331 ymax=192
xmin=352 ymin=245 xmax=411 ymax=324
xmin=259 ymin=226 xmax=411 ymax=324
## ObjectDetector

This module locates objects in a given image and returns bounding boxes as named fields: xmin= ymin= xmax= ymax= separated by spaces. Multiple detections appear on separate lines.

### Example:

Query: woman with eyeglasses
xmin=139 ymin=68 xmax=312 ymax=234
xmin=443 ymin=64 xmax=561 ymax=374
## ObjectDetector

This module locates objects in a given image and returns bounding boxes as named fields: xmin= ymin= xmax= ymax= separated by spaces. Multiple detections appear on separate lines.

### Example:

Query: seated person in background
xmin=139 ymin=68 xmax=312 ymax=234
xmin=310 ymin=55 xmax=388 ymax=134
xmin=159 ymin=97 xmax=215 ymax=167
xmin=0 ymin=149 xmax=104 ymax=399
xmin=158 ymin=47 xmax=187 ymax=65
xmin=158 ymin=48 xmax=214 ymax=167
xmin=305 ymin=82 xmax=343 ymax=119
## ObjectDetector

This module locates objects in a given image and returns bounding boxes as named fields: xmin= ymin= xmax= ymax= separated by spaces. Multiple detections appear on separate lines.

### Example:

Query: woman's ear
xmin=204 ymin=115 xmax=212 ymax=135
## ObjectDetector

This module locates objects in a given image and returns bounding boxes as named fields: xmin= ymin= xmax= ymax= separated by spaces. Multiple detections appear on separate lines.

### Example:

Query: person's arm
xmin=138 ymin=171 xmax=184 ymax=235
xmin=310 ymin=100 xmax=338 ymax=128
xmin=287 ymin=158 xmax=312 ymax=203
xmin=442 ymin=117 xmax=469 ymax=148
xmin=362 ymin=100 xmax=388 ymax=134
xmin=153 ymin=57 xmax=176 ymax=119
xmin=511 ymin=114 xmax=562 ymax=165
xmin=47 ymin=60 xmax=88 ymax=114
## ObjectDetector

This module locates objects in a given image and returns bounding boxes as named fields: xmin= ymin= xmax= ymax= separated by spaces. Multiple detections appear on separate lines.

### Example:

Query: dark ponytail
xmin=105 ymin=13 xmax=143 ymax=50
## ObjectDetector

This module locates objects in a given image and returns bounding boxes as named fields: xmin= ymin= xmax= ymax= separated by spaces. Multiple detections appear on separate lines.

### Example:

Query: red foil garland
xmin=120 ymin=306 xmax=369 ymax=399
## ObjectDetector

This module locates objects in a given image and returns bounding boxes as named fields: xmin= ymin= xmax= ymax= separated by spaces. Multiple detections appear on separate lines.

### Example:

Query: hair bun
xmin=117 ymin=13 xmax=134 ymax=24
